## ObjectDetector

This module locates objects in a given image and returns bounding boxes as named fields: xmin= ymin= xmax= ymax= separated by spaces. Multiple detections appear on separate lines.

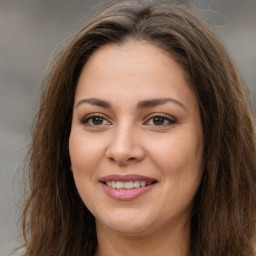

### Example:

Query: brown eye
xmin=92 ymin=116 xmax=104 ymax=125
xmin=145 ymin=114 xmax=176 ymax=126
xmin=152 ymin=116 xmax=165 ymax=125
xmin=81 ymin=115 xmax=111 ymax=126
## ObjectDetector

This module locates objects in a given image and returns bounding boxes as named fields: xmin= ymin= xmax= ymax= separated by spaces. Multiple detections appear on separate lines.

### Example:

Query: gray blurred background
xmin=0 ymin=0 xmax=255 ymax=255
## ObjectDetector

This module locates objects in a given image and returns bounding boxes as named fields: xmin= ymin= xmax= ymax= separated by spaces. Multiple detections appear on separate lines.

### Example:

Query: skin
xmin=69 ymin=41 xmax=204 ymax=256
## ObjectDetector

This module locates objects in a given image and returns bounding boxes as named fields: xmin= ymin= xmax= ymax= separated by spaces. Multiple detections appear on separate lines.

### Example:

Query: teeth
xmin=111 ymin=181 xmax=117 ymax=189
xmin=124 ymin=181 xmax=133 ymax=189
xmin=105 ymin=180 xmax=153 ymax=189
xmin=116 ymin=181 xmax=125 ymax=189
xmin=141 ymin=181 xmax=146 ymax=187
xmin=133 ymin=181 xmax=140 ymax=188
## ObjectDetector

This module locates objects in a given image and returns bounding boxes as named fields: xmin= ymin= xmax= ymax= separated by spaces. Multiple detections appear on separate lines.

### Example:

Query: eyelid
xmin=79 ymin=112 xmax=176 ymax=126
xmin=144 ymin=113 xmax=177 ymax=125
xmin=80 ymin=113 xmax=112 ymax=125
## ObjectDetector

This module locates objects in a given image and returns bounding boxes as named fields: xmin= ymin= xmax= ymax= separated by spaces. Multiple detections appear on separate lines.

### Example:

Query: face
xmin=69 ymin=41 xmax=204 ymax=236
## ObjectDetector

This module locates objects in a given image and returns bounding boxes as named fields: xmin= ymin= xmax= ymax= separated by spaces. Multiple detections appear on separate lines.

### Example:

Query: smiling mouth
xmin=103 ymin=180 xmax=157 ymax=189
xmin=99 ymin=174 xmax=158 ymax=200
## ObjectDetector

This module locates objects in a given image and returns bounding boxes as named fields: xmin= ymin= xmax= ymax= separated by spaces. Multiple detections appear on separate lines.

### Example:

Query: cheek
xmin=69 ymin=131 xmax=103 ymax=209
xmin=69 ymin=130 xmax=105 ymax=173
xmin=150 ymin=133 xmax=203 ymax=172
xmin=149 ymin=132 xmax=203 ymax=217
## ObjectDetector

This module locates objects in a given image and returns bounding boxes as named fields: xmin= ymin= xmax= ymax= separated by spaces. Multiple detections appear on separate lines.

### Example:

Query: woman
xmin=20 ymin=0 xmax=256 ymax=255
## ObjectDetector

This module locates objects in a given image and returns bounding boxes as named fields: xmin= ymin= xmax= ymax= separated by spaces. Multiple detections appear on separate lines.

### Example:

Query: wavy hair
xmin=20 ymin=1 xmax=256 ymax=255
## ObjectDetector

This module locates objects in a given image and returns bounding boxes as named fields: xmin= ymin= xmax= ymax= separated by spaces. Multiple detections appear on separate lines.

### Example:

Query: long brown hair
xmin=20 ymin=1 xmax=256 ymax=255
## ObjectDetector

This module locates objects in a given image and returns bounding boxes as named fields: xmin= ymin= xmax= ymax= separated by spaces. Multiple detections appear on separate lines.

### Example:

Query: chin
xmin=96 ymin=210 xmax=156 ymax=235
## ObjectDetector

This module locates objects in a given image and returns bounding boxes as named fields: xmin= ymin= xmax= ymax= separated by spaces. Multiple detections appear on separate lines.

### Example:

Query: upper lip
xmin=99 ymin=174 xmax=157 ymax=183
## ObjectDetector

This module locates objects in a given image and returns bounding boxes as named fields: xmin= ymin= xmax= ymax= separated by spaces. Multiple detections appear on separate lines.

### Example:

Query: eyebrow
xmin=137 ymin=98 xmax=186 ymax=110
xmin=75 ymin=97 xmax=185 ymax=110
xmin=75 ymin=98 xmax=112 ymax=109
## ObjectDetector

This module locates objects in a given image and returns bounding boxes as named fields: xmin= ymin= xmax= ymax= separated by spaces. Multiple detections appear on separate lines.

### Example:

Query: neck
xmin=94 ymin=220 xmax=190 ymax=256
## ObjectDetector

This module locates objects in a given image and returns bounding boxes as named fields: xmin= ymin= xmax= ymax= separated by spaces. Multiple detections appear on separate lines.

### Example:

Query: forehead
xmin=75 ymin=41 xmax=197 ymax=109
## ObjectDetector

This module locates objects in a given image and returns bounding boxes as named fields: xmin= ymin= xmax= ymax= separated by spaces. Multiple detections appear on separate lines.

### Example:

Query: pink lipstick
xmin=99 ymin=174 xmax=157 ymax=200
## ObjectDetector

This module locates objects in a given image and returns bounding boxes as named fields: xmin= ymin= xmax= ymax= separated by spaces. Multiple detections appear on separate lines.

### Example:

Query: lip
xmin=99 ymin=174 xmax=158 ymax=201
xmin=99 ymin=174 xmax=157 ymax=183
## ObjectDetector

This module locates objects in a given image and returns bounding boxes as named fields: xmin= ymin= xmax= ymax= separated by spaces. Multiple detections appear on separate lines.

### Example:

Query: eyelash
xmin=80 ymin=113 xmax=176 ymax=127
xmin=144 ymin=113 xmax=176 ymax=126
xmin=81 ymin=114 xmax=111 ymax=126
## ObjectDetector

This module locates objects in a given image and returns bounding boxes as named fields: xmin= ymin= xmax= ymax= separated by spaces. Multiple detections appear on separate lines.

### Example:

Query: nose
xmin=105 ymin=124 xmax=145 ymax=166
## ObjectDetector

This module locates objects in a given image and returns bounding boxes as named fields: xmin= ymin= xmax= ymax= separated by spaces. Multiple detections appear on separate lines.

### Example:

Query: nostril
xmin=109 ymin=157 xmax=115 ymax=162
xmin=117 ymin=157 xmax=138 ymax=166
xmin=128 ymin=157 xmax=136 ymax=161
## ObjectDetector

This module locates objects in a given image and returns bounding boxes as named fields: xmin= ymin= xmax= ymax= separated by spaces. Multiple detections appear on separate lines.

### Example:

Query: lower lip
xmin=101 ymin=183 xmax=156 ymax=201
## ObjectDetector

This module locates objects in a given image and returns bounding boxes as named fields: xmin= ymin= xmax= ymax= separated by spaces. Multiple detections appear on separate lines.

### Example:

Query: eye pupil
xmin=153 ymin=117 xmax=164 ymax=125
xmin=93 ymin=117 xmax=103 ymax=125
